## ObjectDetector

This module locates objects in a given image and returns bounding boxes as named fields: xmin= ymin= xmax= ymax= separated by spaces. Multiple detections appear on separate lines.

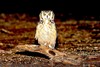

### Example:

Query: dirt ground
xmin=0 ymin=13 xmax=100 ymax=67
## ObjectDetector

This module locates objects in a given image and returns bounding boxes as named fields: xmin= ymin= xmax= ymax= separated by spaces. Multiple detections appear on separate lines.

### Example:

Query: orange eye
xmin=43 ymin=13 xmax=46 ymax=16
xmin=48 ymin=13 xmax=51 ymax=16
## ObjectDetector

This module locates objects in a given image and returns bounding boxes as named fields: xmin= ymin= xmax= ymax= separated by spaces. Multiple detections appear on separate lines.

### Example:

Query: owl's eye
xmin=48 ymin=13 xmax=51 ymax=16
xmin=43 ymin=13 xmax=46 ymax=16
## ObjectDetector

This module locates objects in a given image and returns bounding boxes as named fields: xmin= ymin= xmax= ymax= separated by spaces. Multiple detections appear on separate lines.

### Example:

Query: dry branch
xmin=15 ymin=44 xmax=85 ymax=65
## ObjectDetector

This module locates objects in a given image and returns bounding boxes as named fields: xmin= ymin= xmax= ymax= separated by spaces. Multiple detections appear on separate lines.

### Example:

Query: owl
xmin=35 ymin=10 xmax=57 ymax=49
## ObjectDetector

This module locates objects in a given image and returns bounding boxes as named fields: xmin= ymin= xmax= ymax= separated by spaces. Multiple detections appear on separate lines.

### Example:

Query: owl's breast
xmin=39 ymin=23 xmax=56 ymax=40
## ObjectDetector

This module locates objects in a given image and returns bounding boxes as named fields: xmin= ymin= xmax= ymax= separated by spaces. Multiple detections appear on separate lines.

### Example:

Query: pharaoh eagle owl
xmin=35 ymin=10 xmax=57 ymax=49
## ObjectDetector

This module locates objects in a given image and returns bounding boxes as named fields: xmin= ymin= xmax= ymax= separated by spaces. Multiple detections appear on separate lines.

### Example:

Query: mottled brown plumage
xmin=35 ymin=10 xmax=57 ymax=49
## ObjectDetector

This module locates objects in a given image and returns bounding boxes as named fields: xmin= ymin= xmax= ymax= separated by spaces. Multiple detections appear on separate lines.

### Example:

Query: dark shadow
xmin=15 ymin=51 xmax=50 ymax=59
xmin=34 ymin=39 xmax=40 ymax=45
xmin=55 ymin=37 xmax=58 ymax=49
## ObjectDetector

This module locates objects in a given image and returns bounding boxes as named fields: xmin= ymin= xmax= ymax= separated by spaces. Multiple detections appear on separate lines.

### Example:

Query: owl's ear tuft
xmin=39 ymin=11 xmax=43 ymax=20
xmin=50 ymin=11 xmax=55 ymax=20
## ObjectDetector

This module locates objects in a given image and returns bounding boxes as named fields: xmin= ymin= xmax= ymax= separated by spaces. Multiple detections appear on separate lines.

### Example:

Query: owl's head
xmin=39 ymin=10 xmax=55 ymax=21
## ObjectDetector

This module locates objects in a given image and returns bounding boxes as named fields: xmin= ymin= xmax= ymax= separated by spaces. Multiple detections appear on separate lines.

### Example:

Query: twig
xmin=0 ymin=28 xmax=14 ymax=34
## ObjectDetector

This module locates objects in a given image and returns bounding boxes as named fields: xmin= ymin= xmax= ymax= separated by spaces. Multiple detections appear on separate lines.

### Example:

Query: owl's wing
xmin=35 ymin=23 xmax=42 ymax=40
xmin=52 ymin=23 xmax=57 ymax=38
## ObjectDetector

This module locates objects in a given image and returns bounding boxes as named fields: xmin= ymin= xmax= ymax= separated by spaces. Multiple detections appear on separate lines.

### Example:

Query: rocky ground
xmin=0 ymin=13 xmax=100 ymax=67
